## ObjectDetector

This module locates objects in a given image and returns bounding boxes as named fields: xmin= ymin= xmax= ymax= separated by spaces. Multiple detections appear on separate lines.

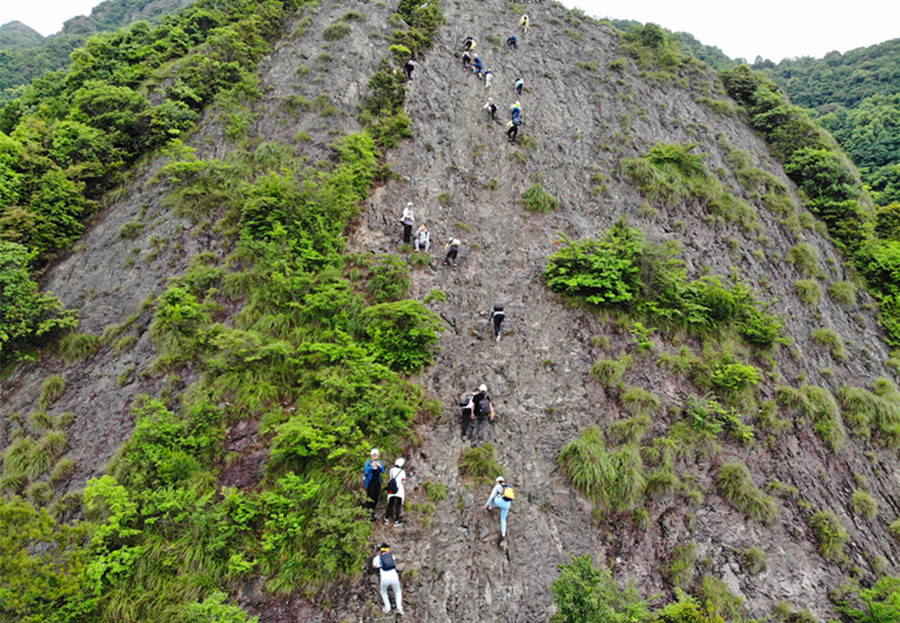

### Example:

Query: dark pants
xmin=461 ymin=408 xmax=472 ymax=437
xmin=366 ymin=478 xmax=381 ymax=518
xmin=385 ymin=495 xmax=403 ymax=522
xmin=402 ymin=222 xmax=412 ymax=243
xmin=473 ymin=416 xmax=489 ymax=445
xmin=493 ymin=316 xmax=503 ymax=337
xmin=488 ymin=105 xmax=497 ymax=120
xmin=516 ymin=85 xmax=523 ymax=96
xmin=444 ymin=247 xmax=458 ymax=266
xmin=508 ymin=41 xmax=517 ymax=50
xmin=507 ymin=125 xmax=518 ymax=142
xmin=405 ymin=67 xmax=413 ymax=80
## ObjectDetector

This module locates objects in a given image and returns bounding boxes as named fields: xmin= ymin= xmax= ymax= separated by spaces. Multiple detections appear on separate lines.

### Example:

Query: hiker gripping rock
xmin=400 ymin=201 xmax=414 ymax=244
xmin=506 ymin=120 xmax=518 ymax=144
xmin=470 ymin=384 xmax=494 ymax=447
xmin=484 ymin=68 xmax=493 ymax=89
xmin=485 ymin=476 xmax=515 ymax=542
xmin=384 ymin=458 xmax=407 ymax=526
xmin=404 ymin=58 xmax=416 ymax=81
xmin=459 ymin=390 xmax=474 ymax=441
xmin=490 ymin=305 xmax=505 ymax=342
xmin=483 ymin=97 xmax=498 ymax=121
xmin=373 ymin=543 xmax=404 ymax=615
xmin=472 ymin=56 xmax=483 ymax=78
xmin=414 ymin=223 xmax=431 ymax=251
xmin=462 ymin=36 xmax=476 ymax=52
xmin=461 ymin=51 xmax=472 ymax=71
xmin=506 ymin=35 xmax=517 ymax=50
xmin=514 ymin=77 xmax=524 ymax=97
xmin=363 ymin=448 xmax=385 ymax=520
xmin=519 ymin=14 xmax=530 ymax=33
xmin=443 ymin=237 xmax=460 ymax=268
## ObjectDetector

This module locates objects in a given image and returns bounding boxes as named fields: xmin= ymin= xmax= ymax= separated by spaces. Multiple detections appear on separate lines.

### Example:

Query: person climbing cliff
xmin=472 ymin=56 xmax=483 ymax=78
xmin=443 ymin=237 xmax=460 ymax=268
xmin=363 ymin=448 xmax=385 ymax=520
xmin=462 ymin=36 xmax=476 ymax=52
xmin=510 ymin=101 xmax=522 ymax=125
xmin=483 ymin=97 xmax=498 ymax=121
xmin=471 ymin=383 xmax=494 ymax=447
xmin=485 ymin=476 xmax=514 ymax=542
xmin=514 ymin=77 xmax=524 ymax=96
xmin=484 ymin=68 xmax=493 ymax=89
xmin=506 ymin=120 xmax=518 ymax=143
xmin=414 ymin=223 xmax=430 ymax=251
xmin=373 ymin=543 xmax=404 ymax=615
xmin=400 ymin=201 xmax=414 ymax=244
xmin=384 ymin=458 xmax=407 ymax=526
xmin=490 ymin=305 xmax=505 ymax=342
xmin=460 ymin=390 xmax=474 ymax=441
xmin=519 ymin=14 xmax=530 ymax=33
xmin=461 ymin=51 xmax=472 ymax=71
xmin=507 ymin=34 xmax=517 ymax=50
xmin=404 ymin=58 xmax=416 ymax=81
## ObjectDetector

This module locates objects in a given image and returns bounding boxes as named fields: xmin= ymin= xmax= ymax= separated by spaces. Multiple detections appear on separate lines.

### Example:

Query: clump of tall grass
xmin=621 ymin=386 xmax=661 ymax=417
xmin=715 ymin=462 xmax=779 ymax=525
xmin=811 ymin=328 xmax=846 ymax=361
xmin=808 ymin=509 xmax=850 ymax=561
xmin=459 ymin=445 xmax=503 ymax=485
xmin=776 ymin=385 xmax=846 ymax=451
xmin=558 ymin=426 xmax=645 ymax=512
xmin=850 ymin=490 xmax=878 ymax=520
xmin=590 ymin=354 xmax=632 ymax=388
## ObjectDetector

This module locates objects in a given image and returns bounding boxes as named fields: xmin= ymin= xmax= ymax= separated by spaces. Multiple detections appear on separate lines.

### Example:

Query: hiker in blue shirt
xmin=507 ymin=35 xmax=517 ymax=50
xmin=472 ymin=56 xmax=483 ymax=78
xmin=363 ymin=448 xmax=385 ymax=520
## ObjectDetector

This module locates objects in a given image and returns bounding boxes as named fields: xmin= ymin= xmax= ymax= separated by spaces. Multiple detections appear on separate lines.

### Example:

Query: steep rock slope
xmin=344 ymin=2 xmax=898 ymax=621
xmin=1 ymin=1 xmax=898 ymax=621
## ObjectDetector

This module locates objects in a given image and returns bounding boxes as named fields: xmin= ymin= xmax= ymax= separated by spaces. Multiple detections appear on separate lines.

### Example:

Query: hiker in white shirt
xmin=384 ymin=458 xmax=407 ymax=526
xmin=372 ymin=543 xmax=404 ymax=615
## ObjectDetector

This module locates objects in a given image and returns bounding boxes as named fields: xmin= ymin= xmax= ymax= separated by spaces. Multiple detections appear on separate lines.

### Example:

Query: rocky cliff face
xmin=2 ymin=1 xmax=898 ymax=621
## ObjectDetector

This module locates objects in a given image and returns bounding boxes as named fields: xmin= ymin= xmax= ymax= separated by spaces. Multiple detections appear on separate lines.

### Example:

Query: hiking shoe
xmin=394 ymin=521 xmax=403 ymax=526
xmin=384 ymin=518 xmax=389 ymax=525
xmin=461 ymin=434 xmax=467 ymax=441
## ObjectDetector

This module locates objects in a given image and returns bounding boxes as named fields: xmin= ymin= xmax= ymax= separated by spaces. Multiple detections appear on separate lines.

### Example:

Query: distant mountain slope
xmin=0 ymin=20 xmax=45 ymax=50
xmin=0 ymin=0 xmax=194 ymax=101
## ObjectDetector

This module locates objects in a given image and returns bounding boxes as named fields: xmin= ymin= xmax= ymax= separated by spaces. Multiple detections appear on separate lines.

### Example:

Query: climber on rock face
xmin=491 ymin=305 xmax=505 ymax=342
xmin=470 ymin=383 xmax=494 ymax=447
xmin=400 ymin=201 xmax=414 ymax=244
xmin=507 ymin=35 xmax=517 ymax=50
xmin=363 ymin=448 xmax=385 ymax=521
xmin=484 ymin=68 xmax=493 ymax=89
xmin=472 ymin=56 xmax=483 ymax=78
xmin=373 ymin=543 xmax=404 ymax=615
xmin=519 ymin=14 xmax=530 ymax=33
xmin=510 ymin=101 xmax=522 ymax=125
xmin=461 ymin=51 xmax=471 ymax=71
xmin=462 ymin=36 xmax=476 ymax=52
xmin=515 ymin=77 xmax=524 ymax=96
xmin=404 ymin=58 xmax=415 ymax=81
xmin=483 ymin=97 xmax=498 ymax=121
xmin=485 ymin=476 xmax=514 ymax=542
xmin=384 ymin=458 xmax=407 ymax=526
xmin=443 ymin=237 xmax=460 ymax=268
xmin=506 ymin=120 xmax=518 ymax=143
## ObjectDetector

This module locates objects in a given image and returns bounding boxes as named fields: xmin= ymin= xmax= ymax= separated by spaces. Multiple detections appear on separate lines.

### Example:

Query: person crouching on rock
xmin=443 ymin=237 xmax=460 ymax=268
xmin=506 ymin=120 xmax=518 ymax=143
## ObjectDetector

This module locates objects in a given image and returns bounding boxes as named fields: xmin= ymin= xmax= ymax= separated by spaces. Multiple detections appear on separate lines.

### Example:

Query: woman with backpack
xmin=372 ymin=543 xmax=404 ymax=615
xmin=384 ymin=457 xmax=407 ymax=526
xmin=485 ymin=476 xmax=514 ymax=542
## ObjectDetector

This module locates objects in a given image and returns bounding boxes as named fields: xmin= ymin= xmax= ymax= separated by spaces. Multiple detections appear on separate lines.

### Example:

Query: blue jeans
xmin=489 ymin=496 xmax=511 ymax=536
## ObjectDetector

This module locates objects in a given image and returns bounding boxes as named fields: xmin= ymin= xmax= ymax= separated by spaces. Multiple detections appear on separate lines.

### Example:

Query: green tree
xmin=551 ymin=554 xmax=652 ymax=623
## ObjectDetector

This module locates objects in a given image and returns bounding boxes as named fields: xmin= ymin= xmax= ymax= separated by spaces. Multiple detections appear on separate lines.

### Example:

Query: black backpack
xmin=386 ymin=468 xmax=400 ymax=495
xmin=380 ymin=552 xmax=396 ymax=571
xmin=475 ymin=396 xmax=491 ymax=417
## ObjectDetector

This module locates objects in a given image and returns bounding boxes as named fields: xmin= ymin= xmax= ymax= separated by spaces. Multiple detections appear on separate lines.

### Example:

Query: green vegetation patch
xmin=715 ymin=462 xmax=779 ymax=524
xmin=558 ymin=426 xmax=645 ymax=513
xmin=777 ymin=384 xmax=846 ymax=451
xmin=544 ymin=219 xmax=784 ymax=347
xmin=623 ymin=143 xmax=759 ymax=230
xmin=808 ymin=509 xmax=851 ymax=561
xmin=522 ymin=183 xmax=561 ymax=213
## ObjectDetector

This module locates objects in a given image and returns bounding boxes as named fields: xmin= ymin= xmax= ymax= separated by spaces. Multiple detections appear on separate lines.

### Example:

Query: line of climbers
xmin=368 ymin=11 xmax=531 ymax=617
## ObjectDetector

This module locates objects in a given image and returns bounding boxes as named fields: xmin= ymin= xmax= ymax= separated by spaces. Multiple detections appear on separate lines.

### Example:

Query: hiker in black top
xmin=460 ymin=392 xmax=474 ymax=441
xmin=461 ymin=51 xmax=471 ymax=71
xmin=443 ymin=237 xmax=460 ymax=268
xmin=471 ymin=384 xmax=494 ymax=447
xmin=491 ymin=305 xmax=505 ymax=342
xmin=507 ymin=35 xmax=517 ymax=50
xmin=404 ymin=59 xmax=415 ymax=81
xmin=506 ymin=120 xmax=518 ymax=143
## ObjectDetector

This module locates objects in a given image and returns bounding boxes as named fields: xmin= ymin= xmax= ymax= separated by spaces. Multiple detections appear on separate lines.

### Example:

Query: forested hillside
xmin=0 ymin=0 xmax=193 ymax=102
xmin=1 ymin=1 xmax=899 ymax=622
